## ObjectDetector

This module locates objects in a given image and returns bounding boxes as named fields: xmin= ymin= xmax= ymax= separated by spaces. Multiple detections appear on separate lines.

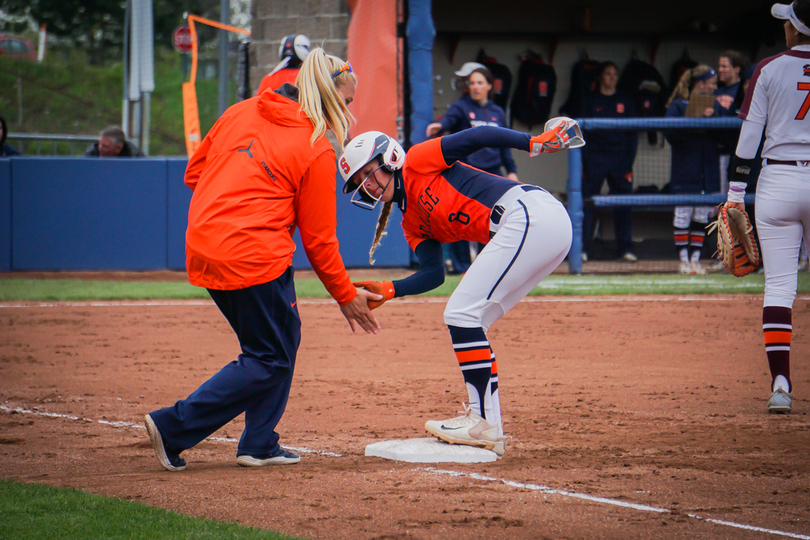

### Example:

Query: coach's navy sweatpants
xmin=149 ymin=267 xmax=301 ymax=458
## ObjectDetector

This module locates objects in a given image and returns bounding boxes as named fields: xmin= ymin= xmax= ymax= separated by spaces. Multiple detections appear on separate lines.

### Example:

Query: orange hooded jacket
xmin=184 ymin=85 xmax=356 ymax=305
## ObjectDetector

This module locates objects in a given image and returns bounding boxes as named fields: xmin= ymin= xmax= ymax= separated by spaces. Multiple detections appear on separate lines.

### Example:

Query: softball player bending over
xmin=337 ymin=121 xmax=583 ymax=455
xmin=726 ymin=0 xmax=810 ymax=414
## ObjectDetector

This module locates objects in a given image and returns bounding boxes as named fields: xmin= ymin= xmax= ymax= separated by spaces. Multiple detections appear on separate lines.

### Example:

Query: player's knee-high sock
xmin=674 ymin=228 xmax=689 ymax=262
xmin=689 ymin=221 xmax=705 ymax=262
xmin=763 ymin=307 xmax=792 ymax=392
xmin=489 ymin=358 xmax=503 ymax=436
xmin=448 ymin=325 xmax=492 ymax=421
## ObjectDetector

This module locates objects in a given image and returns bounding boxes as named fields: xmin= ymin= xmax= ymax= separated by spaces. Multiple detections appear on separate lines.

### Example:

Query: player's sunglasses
xmin=331 ymin=62 xmax=352 ymax=79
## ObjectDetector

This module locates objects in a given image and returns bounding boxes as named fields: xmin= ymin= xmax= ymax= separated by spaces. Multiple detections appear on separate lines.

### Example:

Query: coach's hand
xmin=352 ymin=280 xmax=395 ymax=310
xmin=340 ymin=289 xmax=382 ymax=334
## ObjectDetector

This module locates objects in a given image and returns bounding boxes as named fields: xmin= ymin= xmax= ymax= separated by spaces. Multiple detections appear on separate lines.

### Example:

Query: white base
xmin=365 ymin=437 xmax=498 ymax=463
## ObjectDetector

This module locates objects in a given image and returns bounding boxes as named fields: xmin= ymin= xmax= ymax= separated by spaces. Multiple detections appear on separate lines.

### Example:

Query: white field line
xmin=1 ymin=404 xmax=808 ymax=539
xmin=6 ymin=295 xmax=810 ymax=309
xmin=0 ymin=405 xmax=340 ymax=457
xmin=424 ymin=469 xmax=810 ymax=539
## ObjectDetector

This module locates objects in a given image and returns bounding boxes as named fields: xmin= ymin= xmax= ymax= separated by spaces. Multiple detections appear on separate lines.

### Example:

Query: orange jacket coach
xmin=183 ymin=85 xmax=356 ymax=304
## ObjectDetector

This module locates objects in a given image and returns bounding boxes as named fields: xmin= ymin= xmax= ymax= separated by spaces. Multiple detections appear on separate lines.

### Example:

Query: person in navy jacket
xmin=427 ymin=65 xmax=517 ymax=273
xmin=580 ymin=61 xmax=638 ymax=262
xmin=664 ymin=64 xmax=723 ymax=275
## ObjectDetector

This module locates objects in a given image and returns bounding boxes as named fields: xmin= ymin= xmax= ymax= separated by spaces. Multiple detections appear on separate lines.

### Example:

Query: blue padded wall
xmin=12 ymin=158 xmax=168 ymax=270
xmin=291 ymin=179 xmax=411 ymax=270
xmin=167 ymin=159 xmax=192 ymax=270
xmin=0 ymin=159 xmax=10 ymax=271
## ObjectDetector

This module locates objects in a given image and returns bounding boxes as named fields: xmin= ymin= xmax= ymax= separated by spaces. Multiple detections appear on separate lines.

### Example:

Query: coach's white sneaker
xmin=767 ymin=388 xmax=793 ymax=414
xmin=425 ymin=404 xmax=506 ymax=456
xmin=679 ymin=261 xmax=692 ymax=275
xmin=691 ymin=261 xmax=707 ymax=275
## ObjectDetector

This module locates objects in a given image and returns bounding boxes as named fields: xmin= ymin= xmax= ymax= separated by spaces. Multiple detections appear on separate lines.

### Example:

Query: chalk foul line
xmin=2 ymin=404 xmax=807 ymax=538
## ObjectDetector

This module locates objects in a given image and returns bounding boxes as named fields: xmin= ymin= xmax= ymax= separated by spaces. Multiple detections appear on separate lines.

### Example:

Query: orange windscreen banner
xmin=182 ymin=14 xmax=250 ymax=157
xmin=182 ymin=82 xmax=201 ymax=156
xmin=346 ymin=0 xmax=399 ymax=140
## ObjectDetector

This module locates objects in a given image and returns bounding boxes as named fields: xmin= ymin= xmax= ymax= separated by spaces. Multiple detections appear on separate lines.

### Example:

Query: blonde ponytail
xmin=369 ymin=201 xmax=394 ymax=265
xmin=666 ymin=64 xmax=714 ymax=107
xmin=297 ymin=48 xmax=357 ymax=149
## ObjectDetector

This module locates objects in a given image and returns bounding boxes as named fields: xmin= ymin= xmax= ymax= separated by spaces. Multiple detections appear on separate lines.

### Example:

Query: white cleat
xmin=767 ymin=388 xmax=793 ymax=414
xmin=425 ymin=404 xmax=506 ymax=456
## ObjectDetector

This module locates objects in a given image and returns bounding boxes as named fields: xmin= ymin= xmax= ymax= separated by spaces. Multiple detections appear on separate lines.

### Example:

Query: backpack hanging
xmin=617 ymin=53 xmax=667 ymax=118
xmin=668 ymin=49 xmax=698 ymax=95
xmin=509 ymin=51 xmax=557 ymax=129
xmin=475 ymin=49 xmax=513 ymax=111
xmin=558 ymin=52 xmax=601 ymax=119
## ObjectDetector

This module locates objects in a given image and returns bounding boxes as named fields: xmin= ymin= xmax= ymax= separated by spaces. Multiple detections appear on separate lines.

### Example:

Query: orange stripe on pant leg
xmin=455 ymin=349 xmax=492 ymax=364
xmin=491 ymin=360 xmax=498 ymax=375
xmin=764 ymin=331 xmax=792 ymax=345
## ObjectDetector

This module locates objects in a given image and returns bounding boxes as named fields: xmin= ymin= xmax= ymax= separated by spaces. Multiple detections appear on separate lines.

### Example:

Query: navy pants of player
xmin=582 ymin=152 xmax=634 ymax=258
xmin=148 ymin=267 xmax=301 ymax=459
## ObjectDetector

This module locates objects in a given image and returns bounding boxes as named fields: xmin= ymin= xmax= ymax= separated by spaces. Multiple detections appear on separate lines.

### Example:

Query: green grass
xmin=0 ymin=479 xmax=304 ymax=540
xmin=2 ymin=272 xmax=809 ymax=302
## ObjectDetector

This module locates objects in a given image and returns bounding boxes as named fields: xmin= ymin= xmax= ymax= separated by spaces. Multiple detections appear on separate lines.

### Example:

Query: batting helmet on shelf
xmin=279 ymin=34 xmax=311 ymax=64
xmin=338 ymin=132 xmax=405 ymax=210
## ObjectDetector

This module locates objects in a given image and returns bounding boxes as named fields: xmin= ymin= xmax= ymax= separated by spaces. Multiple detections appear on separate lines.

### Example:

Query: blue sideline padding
xmin=2 ymin=157 xmax=412 ymax=272
xmin=12 ymin=158 xmax=168 ymax=270
xmin=292 ymin=179 xmax=411 ymax=270
xmin=167 ymin=159 xmax=192 ymax=270
xmin=0 ymin=160 xmax=10 ymax=271
xmin=592 ymin=193 xmax=755 ymax=207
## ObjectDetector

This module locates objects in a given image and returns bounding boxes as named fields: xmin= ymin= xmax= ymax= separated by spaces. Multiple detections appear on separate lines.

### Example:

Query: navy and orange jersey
xmin=400 ymin=126 xmax=532 ymax=251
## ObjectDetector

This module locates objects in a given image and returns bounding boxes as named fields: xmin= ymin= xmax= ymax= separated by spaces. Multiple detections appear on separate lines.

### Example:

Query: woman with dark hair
xmin=426 ymin=65 xmax=517 ymax=273
xmin=0 ymin=116 xmax=21 ymax=157
xmin=580 ymin=61 xmax=638 ymax=262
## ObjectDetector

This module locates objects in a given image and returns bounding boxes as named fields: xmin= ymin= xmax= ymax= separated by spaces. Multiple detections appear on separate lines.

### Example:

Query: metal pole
xmin=122 ymin=0 xmax=131 ymax=135
xmin=141 ymin=92 xmax=151 ymax=156
xmin=218 ymin=0 xmax=229 ymax=116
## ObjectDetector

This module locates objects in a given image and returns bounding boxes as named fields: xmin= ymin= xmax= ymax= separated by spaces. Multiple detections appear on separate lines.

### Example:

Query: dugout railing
xmin=566 ymin=116 xmax=754 ymax=274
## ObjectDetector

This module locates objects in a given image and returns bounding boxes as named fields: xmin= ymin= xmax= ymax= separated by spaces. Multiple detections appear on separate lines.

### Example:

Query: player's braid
xmin=369 ymin=201 xmax=393 ymax=265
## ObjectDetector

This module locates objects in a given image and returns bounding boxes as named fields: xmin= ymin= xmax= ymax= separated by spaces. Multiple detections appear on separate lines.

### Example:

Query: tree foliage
xmin=0 ymin=0 xmax=222 ymax=64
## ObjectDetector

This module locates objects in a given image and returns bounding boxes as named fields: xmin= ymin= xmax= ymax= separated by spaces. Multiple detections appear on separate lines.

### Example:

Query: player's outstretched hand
xmin=340 ymin=289 xmax=382 ymax=334
xmin=529 ymin=117 xmax=586 ymax=156
xmin=352 ymin=280 xmax=395 ymax=310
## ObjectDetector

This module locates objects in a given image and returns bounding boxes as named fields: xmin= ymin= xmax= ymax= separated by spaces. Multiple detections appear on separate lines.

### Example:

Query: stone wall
xmin=249 ymin=0 xmax=350 ymax=94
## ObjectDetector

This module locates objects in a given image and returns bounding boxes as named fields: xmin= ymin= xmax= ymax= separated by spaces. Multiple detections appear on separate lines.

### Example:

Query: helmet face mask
xmin=349 ymin=161 xmax=393 ymax=211
xmin=338 ymin=132 xmax=405 ymax=210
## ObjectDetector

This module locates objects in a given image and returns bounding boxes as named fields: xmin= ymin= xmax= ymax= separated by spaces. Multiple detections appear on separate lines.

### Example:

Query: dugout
xmin=424 ymin=0 xmax=785 ymax=261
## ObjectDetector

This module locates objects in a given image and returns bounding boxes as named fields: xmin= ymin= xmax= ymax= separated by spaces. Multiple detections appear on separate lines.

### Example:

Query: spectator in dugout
xmin=84 ymin=126 xmax=144 ymax=158
xmin=426 ymin=62 xmax=518 ymax=274
xmin=664 ymin=64 xmax=723 ymax=275
xmin=579 ymin=61 xmax=639 ymax=263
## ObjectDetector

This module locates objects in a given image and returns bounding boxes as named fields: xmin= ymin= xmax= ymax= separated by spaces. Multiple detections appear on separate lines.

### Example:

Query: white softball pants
xmin=444 ymin=186 xmax=572 ymax=331
xmin=756 ymin=163 xmax=810 ymax=308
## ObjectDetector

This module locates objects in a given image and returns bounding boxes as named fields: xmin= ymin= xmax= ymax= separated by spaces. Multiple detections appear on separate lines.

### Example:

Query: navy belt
xmin=490 ymin=185 xmax=542 ymax=227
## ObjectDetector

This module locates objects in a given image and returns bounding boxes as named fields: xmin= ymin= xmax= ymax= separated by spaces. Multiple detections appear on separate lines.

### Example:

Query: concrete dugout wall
xmin=0 ymin=157 xmax=410 ymax=272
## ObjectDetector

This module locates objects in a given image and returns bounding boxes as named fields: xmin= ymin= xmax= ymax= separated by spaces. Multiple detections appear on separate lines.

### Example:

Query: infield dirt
xmin=1 ymin=293 xmax=808 ymax=539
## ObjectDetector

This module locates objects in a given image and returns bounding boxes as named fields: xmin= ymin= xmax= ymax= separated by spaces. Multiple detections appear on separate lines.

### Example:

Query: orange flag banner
xmin=182 ymin=14 xmax=250 ymax=157
xmin=182 ymin=82 xmax=201 ymax=156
